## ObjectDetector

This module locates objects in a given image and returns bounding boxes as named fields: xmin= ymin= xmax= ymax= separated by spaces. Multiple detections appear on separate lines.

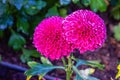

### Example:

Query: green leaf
xmin=20 ymin=54 xmax=31 ymax=63
xmin=81 ymin=0 xmax=91 ymax=7
xmin=87 ymin=60 xmax=104 ymax=70
xmin=73 ymin=66 xmax=84 ymax=80
xmin=74 ymin=74 xmax=83 ymax=80
xmin=75 ymin=59 xmax=87 ymax=67
xmin=26 ymin=61 xmax=48 ymax=79
xmin=29 ymin=16 xmax=43 ymax=36
xmin=0 ymin=2 xmax=6 ymax=16
xmin=36 ymin=0 xmax=46 ymax=10
xmin=114 ymin=23 xmax=120 ymax=41
xmin=31 ymin=51 xmax=41 ymax=58
xmin=17 ymin=17 xmax=29 ymax=34
xmin=25 ymin=61 xmax=65 ymax=76
xmin=27 ymin=61 xmax=40 ymax=68
xmin=8 ymin=32 xmax=26 ymax=50
xmin=60 ymin=0 xmax=71 ymax=5
xmin=45 ymin=6 xmax=59 ymax=17
xmin=90 ymin=0 xmax=107 ymax=12
xmin=20 ymin=49 xmax=40 ymax=63
xmin=73 ymin=66 xmax=99 ymax=80
xmin=59 ymin=8 xmax=67 ymax=17
xmin=0 ymin=15 xmax=13 ymax=30
xmin=72 ymin=0 xmax=79 ymax=4
xmin=27 ymin=61 xmax=51 ymax=79
xmin=2 ymin=0 xmax=7 ymax=4
xmin=8 ymin=0 xmax=24 ymax=10
xmin=24 ymin=0 xmax=46 ymax=15
xmin=41 ymin=56 xmax=53 ymax=66
xmin=0 ymin=30 xmax=4 ymax=38
xmin=111 ymin=5 xmax=120 ymax=20
xmin=76 ymin=59 xmax=104 ymax=70
xmin=110 ymin=0 xmax=118 ymax=6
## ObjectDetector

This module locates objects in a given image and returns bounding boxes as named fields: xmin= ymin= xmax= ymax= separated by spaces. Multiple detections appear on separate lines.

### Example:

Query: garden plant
xmin=25 ymin=10 xmax=106 ymax=80
xmin=0 ymin=0 xmax=120 ymax=80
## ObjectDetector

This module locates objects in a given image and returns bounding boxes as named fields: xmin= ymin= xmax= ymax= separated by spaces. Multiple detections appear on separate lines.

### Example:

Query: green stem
xmin=66 ymin=70 xmax=71 ymax=80
xmin=62 ymin=57 xmax=66 ymax=68
xmin=66 ymin=56 xmax=73 ymax=80
xmin=62 ymin=56 xmax=73 ymax=80
xmin=9 ymin=27 xmax=15 ymax=34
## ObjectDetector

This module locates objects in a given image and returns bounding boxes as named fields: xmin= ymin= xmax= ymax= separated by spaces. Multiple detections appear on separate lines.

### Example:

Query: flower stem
xmin=66 ymin=70 xmax=71 ymax=80
xmin=62 ymin=56 xmax=73 ymax=80
xmin=66 ymin=56 xmax=73 ymax=80
xmin=62 ymin=57 xmax=66 ymax=68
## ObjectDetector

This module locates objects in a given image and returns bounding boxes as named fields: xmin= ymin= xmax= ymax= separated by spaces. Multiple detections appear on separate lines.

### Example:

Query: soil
xmin=0 ymin=10 xmax=120 ymax=80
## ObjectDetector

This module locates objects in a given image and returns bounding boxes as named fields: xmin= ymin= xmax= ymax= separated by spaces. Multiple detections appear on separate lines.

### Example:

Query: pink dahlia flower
xmin=62 ymin=10 xmax=106 ymax=53
xmin=33 ymin=16 xmax=72 ymax=60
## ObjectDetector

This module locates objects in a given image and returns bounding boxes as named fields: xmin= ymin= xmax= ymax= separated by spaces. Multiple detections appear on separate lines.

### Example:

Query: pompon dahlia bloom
xmin=62 ymin=10 xmax=106 ymax=53
xmin=33 ymin=16 xmax=72 ymax=60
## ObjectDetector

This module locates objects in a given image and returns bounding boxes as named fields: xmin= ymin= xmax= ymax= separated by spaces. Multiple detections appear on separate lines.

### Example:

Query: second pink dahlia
xmin=62 ymin=10 xmax=106 ymax=53
xmin=33 ymin=16 xmax=72 ymax=60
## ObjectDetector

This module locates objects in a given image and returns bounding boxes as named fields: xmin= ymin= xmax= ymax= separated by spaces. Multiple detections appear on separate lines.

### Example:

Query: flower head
xmin=33 ymin=16 xmax=72 ymax=60
xmin=62 ymin=10 xmax=106 ymax=53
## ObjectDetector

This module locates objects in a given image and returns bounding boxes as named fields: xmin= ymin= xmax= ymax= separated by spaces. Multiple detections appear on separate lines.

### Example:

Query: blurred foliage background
xmin=0 ymin=0 xmax=120 ymax=63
